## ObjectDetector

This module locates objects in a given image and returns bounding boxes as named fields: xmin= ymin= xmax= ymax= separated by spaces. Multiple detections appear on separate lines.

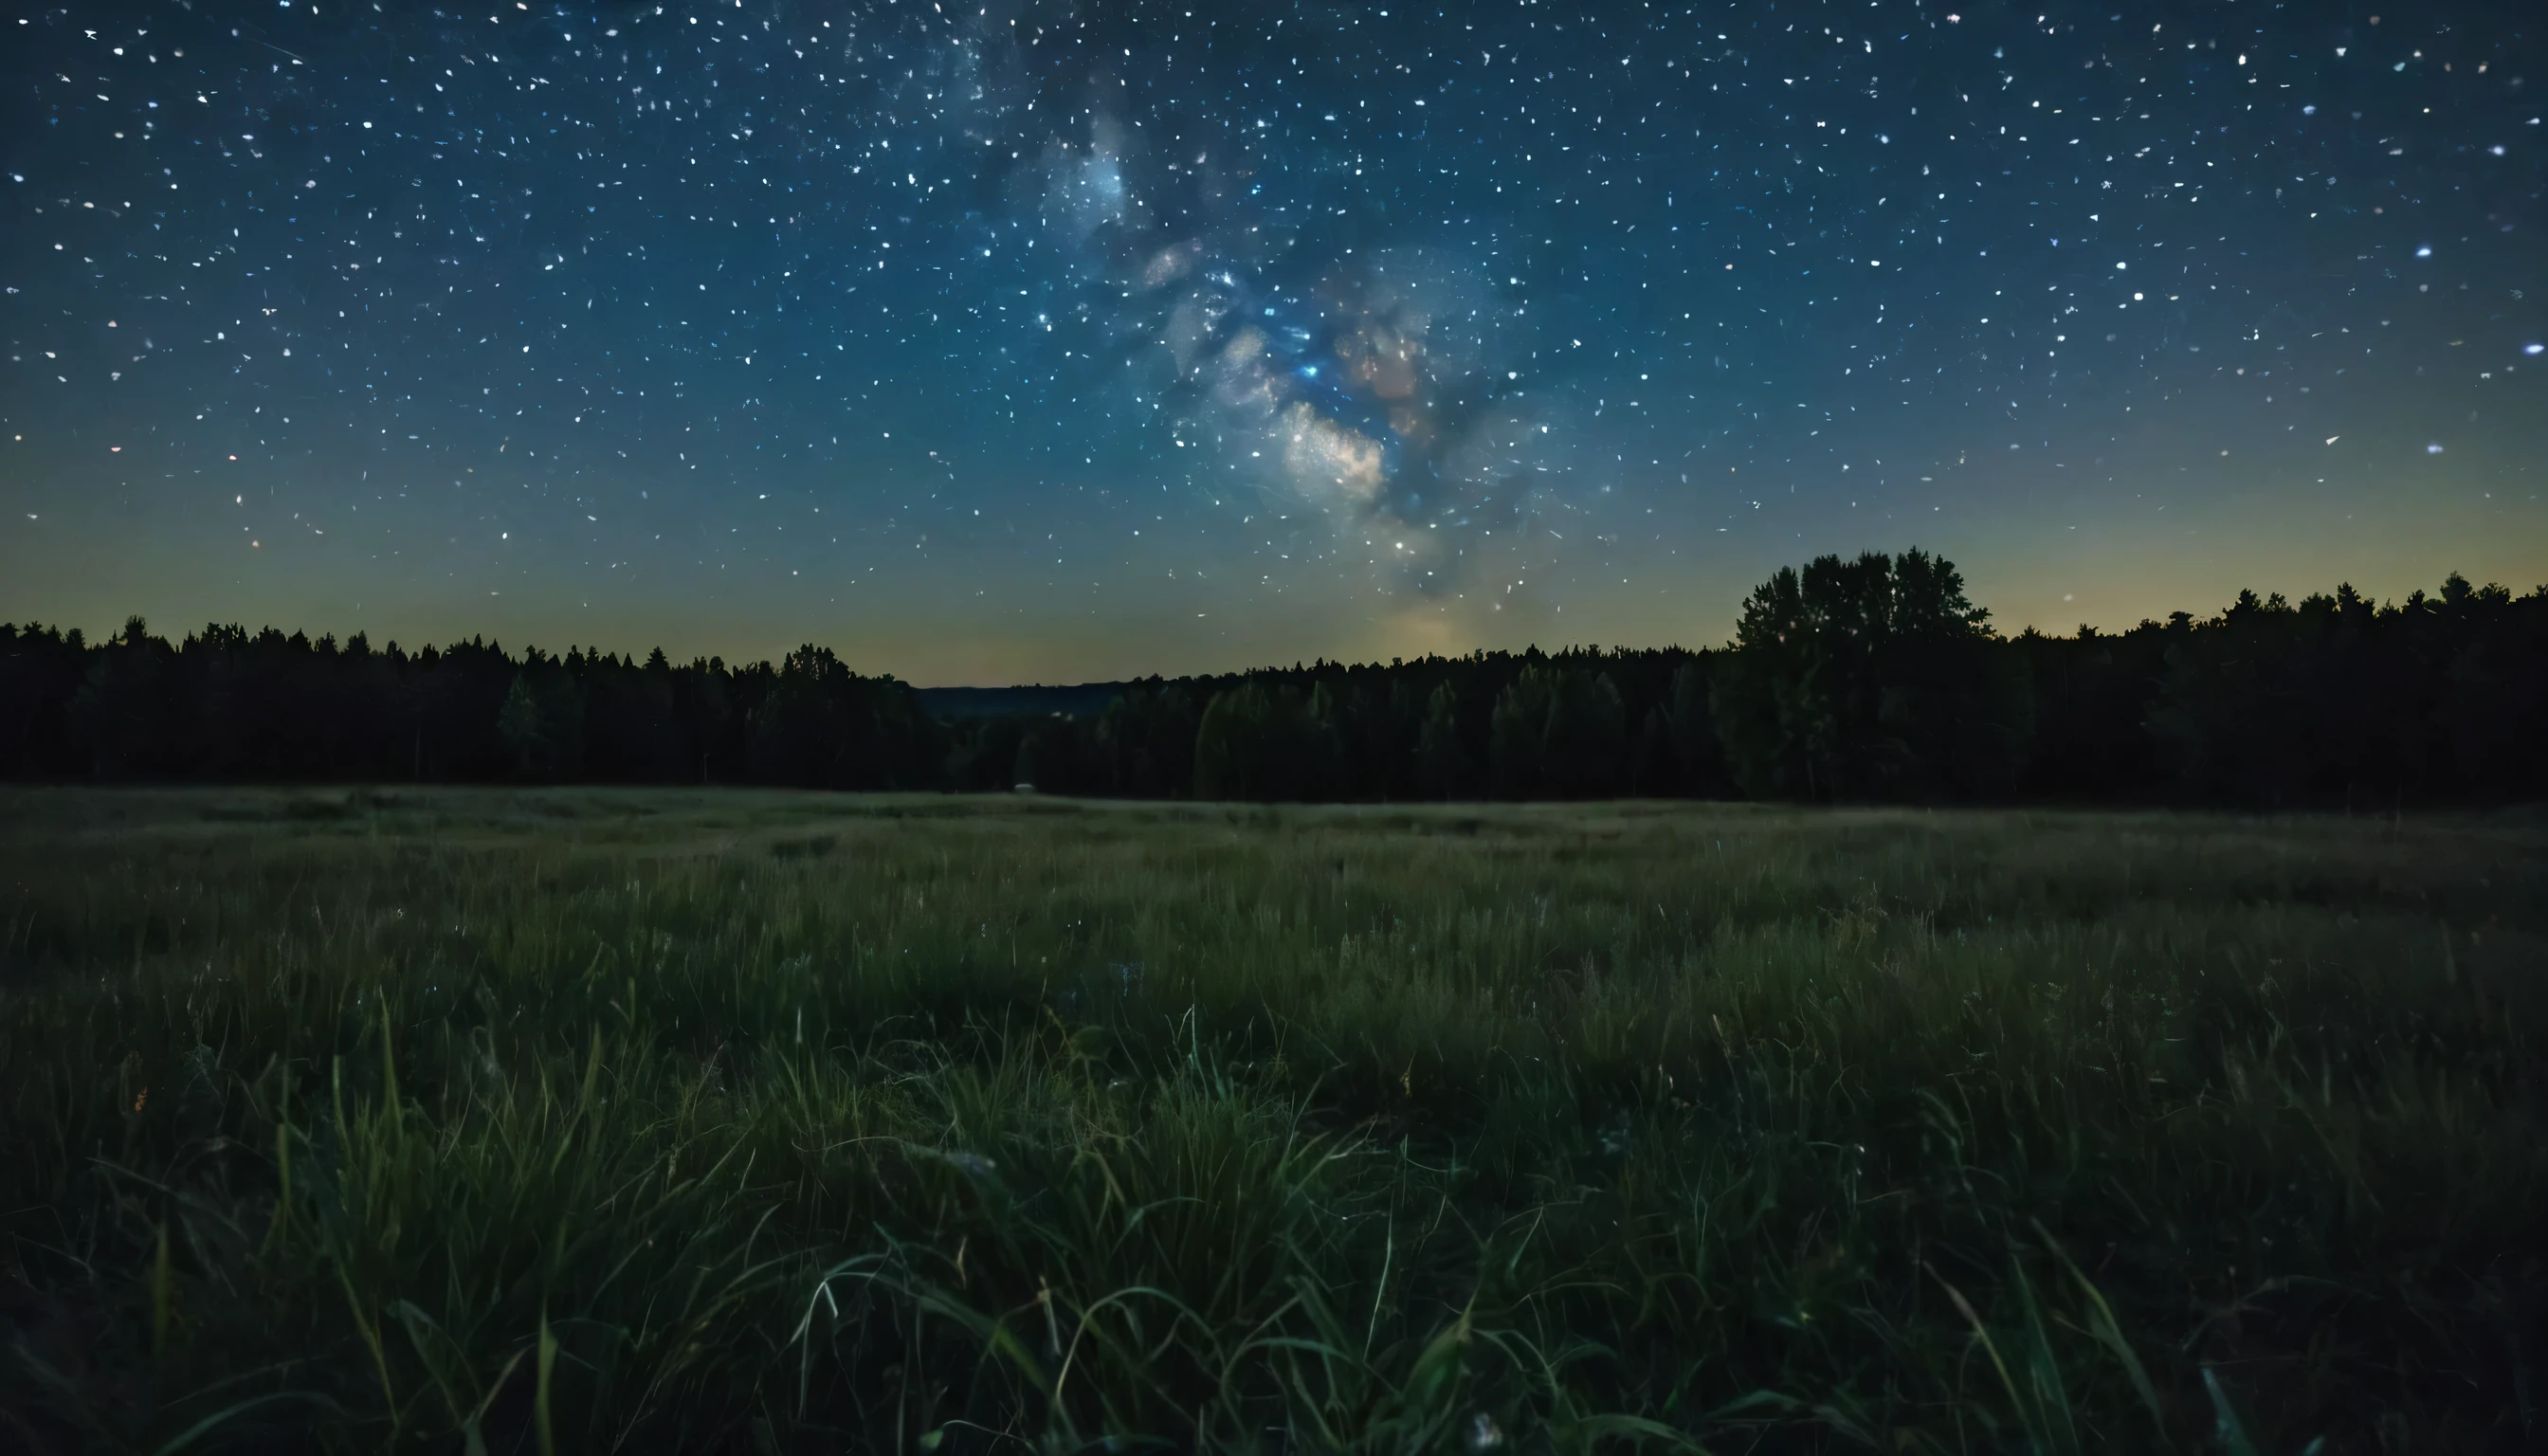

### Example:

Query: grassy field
xmin=0 ymin=789 xmax=2540 ymax=1454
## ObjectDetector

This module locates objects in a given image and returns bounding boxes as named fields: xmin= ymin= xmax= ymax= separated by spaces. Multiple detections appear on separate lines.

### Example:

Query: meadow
xmin=0 ymin=788 xmax=2539 ymax=1453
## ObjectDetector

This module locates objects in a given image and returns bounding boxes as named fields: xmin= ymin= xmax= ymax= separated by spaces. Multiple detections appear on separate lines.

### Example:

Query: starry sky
xmin=4 ymin=0 xmax=2541 ymax=684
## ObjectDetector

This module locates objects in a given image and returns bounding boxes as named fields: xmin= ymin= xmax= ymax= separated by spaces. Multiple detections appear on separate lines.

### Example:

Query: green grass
xmin=1 ymin=788 xmax=2540 ymax=1453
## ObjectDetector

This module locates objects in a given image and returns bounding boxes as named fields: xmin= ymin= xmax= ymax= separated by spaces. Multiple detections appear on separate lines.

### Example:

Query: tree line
xmin=4 ymin=550 xmax=2540 ymax=807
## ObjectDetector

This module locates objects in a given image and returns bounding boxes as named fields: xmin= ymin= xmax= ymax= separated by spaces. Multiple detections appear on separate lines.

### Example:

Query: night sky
xmin=4 ymin=1 xmax=2541 ymax=684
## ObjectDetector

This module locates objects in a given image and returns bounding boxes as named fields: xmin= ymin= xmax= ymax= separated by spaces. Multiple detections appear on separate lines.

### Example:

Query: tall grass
xmin=1 ymin=788 xmax=2540 ymax=1452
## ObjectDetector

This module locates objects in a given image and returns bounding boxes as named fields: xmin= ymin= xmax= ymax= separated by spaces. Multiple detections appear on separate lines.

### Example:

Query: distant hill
xmin=914 ymin=682 xmax=1130 ymax=721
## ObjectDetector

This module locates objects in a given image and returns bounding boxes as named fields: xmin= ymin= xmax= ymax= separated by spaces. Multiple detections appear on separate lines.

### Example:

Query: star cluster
xmin=4 ymin=0 xmax=2541 ymax=681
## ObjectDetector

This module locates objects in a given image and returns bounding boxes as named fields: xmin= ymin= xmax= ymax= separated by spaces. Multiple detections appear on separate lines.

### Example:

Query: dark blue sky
xmin=4 ymin=0 xmax=2540 ymax=682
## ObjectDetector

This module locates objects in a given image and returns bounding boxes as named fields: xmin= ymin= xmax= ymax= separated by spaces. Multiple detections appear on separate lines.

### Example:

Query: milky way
xmin=2 ymin=1 xmax=2541 ymax=682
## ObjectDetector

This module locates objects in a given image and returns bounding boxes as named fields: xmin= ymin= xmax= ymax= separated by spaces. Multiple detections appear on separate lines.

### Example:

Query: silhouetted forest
xmin=5 ymin=552 xmax=2542 ymax=806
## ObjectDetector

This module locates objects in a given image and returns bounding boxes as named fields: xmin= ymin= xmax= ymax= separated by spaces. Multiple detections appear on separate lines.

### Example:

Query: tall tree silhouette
xmin=1193 ymin=682 xmax=1334 ymax=801
xmin=1491 ymin=664 xmax=1626 ymax=799
xmin=1414 ymin=680 xmax=1472 ymax=800
xmin=1712 ymin=550 xmax=2028 ymax=801
xmin=3 ymin=560 xmax=2539 ymax=807
xmin=746 ymin=646 xmax=935 ymax=790
xmin=65 ymin=618 xmax=183 ymax=780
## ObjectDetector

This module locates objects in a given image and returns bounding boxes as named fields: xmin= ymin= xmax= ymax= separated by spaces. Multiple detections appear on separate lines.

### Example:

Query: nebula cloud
xmin=1141 ymin=242 xmax=1554 ymax=581
xmin=951 ymin=13 xmax=1558 ymax=580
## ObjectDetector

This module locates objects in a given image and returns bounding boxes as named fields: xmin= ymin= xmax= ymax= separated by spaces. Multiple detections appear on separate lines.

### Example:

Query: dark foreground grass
xmin=0 ymin=789 xmax=2540 ymax=1454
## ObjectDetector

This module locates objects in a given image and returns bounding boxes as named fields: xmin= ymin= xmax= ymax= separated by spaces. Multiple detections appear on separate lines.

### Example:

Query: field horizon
xmin=3 ymin=787 xmax=2541 ymax=1452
